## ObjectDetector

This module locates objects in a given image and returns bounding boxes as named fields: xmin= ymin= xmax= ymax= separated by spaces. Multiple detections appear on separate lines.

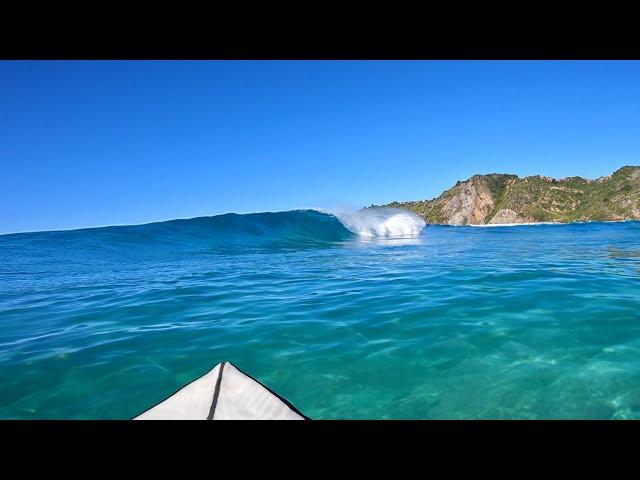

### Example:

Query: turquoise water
xmin=2 ymin=209 xmax=640 ymax=419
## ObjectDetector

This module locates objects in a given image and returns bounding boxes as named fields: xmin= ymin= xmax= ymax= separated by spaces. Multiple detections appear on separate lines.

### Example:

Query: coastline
xmin=468 ymin=221 xmax=561 ymax=227
xmin=428 ymin=219 xmax=639 ymax=227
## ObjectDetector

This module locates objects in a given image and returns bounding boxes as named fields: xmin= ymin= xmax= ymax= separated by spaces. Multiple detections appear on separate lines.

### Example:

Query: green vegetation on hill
xmin=381 ymin=166 xmax=640 ymax=225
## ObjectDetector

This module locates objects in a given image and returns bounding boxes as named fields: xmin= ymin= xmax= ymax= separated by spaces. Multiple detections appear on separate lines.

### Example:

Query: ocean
xmin=1 ymin=208 xmax=640 ymax=419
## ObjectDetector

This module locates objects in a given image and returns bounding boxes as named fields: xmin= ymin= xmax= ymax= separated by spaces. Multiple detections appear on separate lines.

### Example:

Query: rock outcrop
xmin=487 ymin=209 xmax=533 ymax=224
xmin=439 ymin=176 xmax=495 ymax=225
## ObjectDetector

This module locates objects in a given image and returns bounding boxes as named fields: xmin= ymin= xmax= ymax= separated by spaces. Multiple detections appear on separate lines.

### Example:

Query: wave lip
xmin=328 ymin=207 xmax=426 ymax=238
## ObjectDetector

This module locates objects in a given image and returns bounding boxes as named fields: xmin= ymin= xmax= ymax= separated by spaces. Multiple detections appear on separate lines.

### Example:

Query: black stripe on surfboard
xmin=207 ymin=361 xmax=226 ymax=420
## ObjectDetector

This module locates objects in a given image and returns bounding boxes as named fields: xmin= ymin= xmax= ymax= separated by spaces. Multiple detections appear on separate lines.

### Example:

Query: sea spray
xmin=326 ymin=207 xmax=426 ymax=237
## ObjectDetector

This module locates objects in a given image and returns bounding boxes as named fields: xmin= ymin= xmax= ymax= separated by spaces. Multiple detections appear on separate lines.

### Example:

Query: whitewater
xmin=321 ymin=207 xmax=426 ymax=237
xmin=2 ymin=209 xmax=640 ymax=419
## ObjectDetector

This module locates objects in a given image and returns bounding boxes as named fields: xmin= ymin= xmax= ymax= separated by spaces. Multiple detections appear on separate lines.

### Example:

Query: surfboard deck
xmin=134 ymin=361 xmax=308 ymax=420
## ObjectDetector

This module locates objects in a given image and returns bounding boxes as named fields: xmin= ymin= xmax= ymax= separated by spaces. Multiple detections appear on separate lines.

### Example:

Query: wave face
xmin=155 ymin=209 xmax=356 ymax=250
xmin=3 ymin=213 xmax=640 ymax=420
xmin=162 ymin=207 xmax=426 ymax=243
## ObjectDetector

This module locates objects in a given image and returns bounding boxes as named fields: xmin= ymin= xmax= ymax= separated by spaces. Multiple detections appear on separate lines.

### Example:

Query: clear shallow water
xmin=2 ymin=210 xmax=640 ymax=419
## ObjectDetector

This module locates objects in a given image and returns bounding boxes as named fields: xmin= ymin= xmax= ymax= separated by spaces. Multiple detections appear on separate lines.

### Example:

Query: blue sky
xmin=2 ymin=60 xmax=640 ymax=234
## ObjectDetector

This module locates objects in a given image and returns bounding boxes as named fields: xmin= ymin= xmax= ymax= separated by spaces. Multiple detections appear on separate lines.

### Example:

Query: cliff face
xmin=383 ymin=166 xmax=640 ymax=225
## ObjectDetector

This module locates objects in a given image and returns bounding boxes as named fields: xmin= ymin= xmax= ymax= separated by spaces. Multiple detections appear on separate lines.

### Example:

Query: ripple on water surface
xmin=1 ymin=215 xmax=640 ymax=419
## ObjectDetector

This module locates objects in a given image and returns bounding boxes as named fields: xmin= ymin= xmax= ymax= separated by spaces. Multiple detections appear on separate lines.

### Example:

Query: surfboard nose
xmin=134 ymin=362 xmax=308 ymax=420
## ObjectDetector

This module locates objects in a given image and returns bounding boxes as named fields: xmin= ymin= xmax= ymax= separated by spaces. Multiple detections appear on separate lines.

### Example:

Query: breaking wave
xmin=6 ymin=208 xmax=426 ymax=255
xmin=328 ymin=207 xmax=426 ymax=237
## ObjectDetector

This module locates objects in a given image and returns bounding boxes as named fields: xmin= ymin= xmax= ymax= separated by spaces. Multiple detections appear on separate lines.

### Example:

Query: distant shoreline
xmin=431 ymin=218 xmax=638 ymax=227
xmin=468 ymin=221 xmax=561 ymax=227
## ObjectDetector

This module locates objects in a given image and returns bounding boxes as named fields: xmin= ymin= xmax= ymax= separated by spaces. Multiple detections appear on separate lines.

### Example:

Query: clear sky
xmin=2 ymin=60 xmax=640 ymax=234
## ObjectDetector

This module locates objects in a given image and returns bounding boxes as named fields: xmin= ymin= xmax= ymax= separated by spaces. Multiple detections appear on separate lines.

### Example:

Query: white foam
xmin=326 ymin=207 xmax=426 ymax=237
xmin=469 ymin=222 xmax=562 ymax=227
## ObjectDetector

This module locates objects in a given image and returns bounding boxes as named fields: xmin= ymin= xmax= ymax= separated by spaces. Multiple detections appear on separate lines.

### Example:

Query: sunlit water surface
xmin=1 ymin=210 xmax=640 ymax=419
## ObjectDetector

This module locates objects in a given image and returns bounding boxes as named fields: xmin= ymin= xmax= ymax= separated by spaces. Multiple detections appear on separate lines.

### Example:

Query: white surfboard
xmin=134 ymin=362 xmax=308 ymax=420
